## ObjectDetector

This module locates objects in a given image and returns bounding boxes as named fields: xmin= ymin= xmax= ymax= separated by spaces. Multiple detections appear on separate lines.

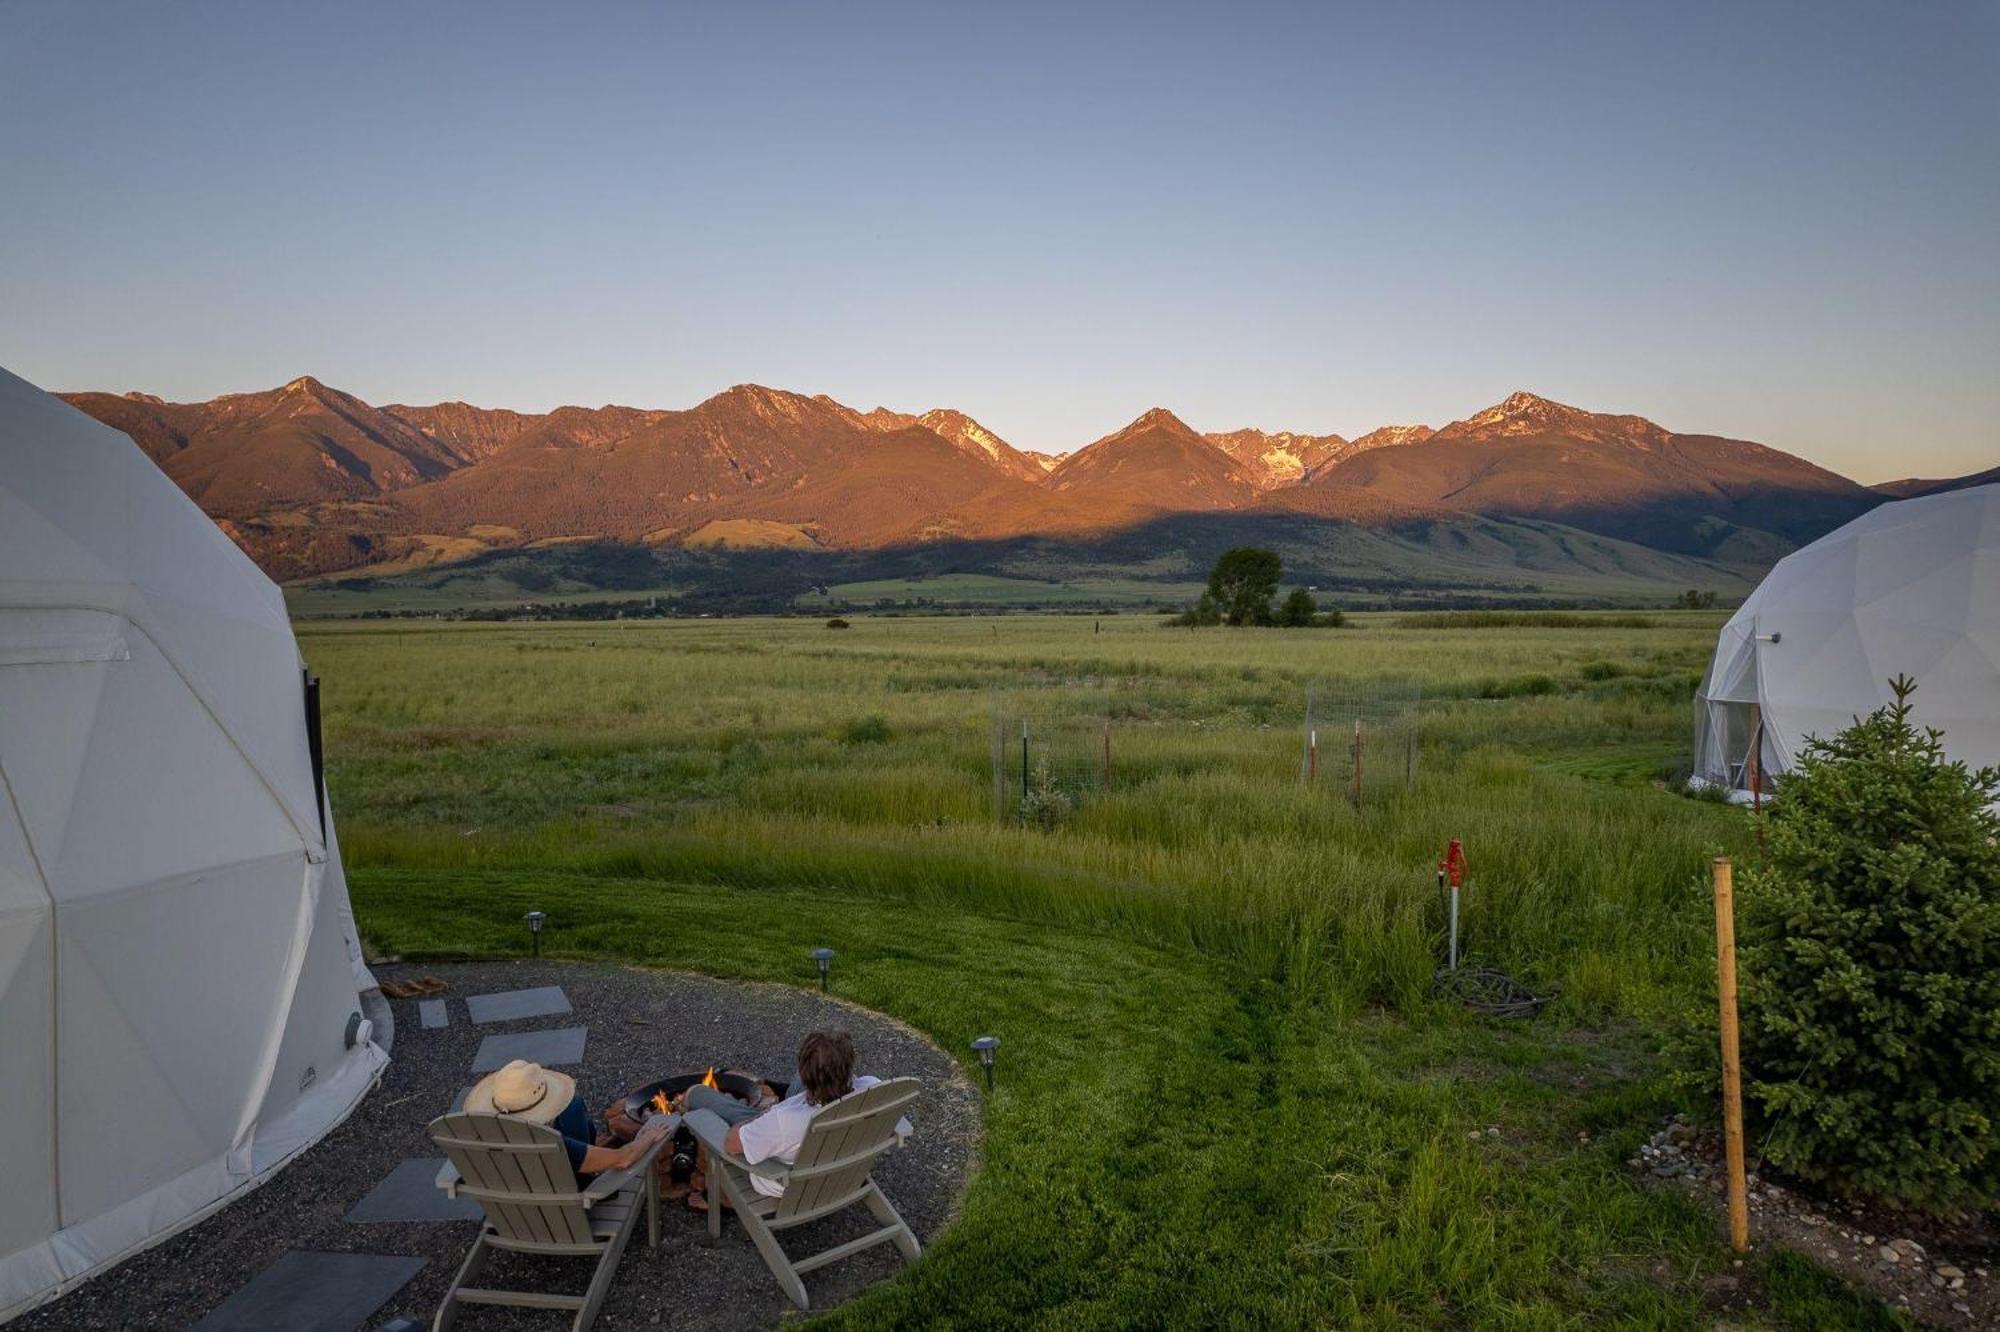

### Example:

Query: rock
xmin=1891 ymin=1238 xmax=1925 ymax=1258
xmin=1879 ymin=1246 xmax=1902 ymax=1264
xmin=1652 ymin=1165 xmax=1681 ymax=1178
xmin=1936 ymin=1265 xmax=1965 ymax=1280
xmin=1863 ymin=1234 xmax=1876 ymax=1246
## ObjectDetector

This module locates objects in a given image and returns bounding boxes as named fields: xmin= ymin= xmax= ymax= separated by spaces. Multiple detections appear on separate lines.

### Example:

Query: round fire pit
xmin=614 ymin=1069 xmax=779 ymax=1182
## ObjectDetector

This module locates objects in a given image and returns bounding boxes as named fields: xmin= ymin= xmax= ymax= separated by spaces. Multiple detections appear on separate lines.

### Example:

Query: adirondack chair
xmin=426 ymin=1110 xmax=668 ymax=1332
xmin=683 ymin=1077 xmax=921 ymax=1310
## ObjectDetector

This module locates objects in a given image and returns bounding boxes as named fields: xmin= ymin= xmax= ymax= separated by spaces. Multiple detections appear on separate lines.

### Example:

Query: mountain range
xmin=56 ymin=377 xmax=1985 ymax=603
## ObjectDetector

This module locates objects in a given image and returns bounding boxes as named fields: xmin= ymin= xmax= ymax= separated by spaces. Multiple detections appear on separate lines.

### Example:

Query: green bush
xmin=1478 ymin=673 xmax=1557 ymax=699
xmin=1171 ymin=593 xmax=1222 ymax=627
xmin=840 ymin=714 xmax=892 ymax=744
xmin=1276 ymin=587 xmax=1317 ymax=627
xmin=1734 ymin=676 xmax=2000 ymax=1211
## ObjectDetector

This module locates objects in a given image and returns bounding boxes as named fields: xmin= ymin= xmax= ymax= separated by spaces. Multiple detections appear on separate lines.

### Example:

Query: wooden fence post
xmin=1713 ymin=856 xmax=1750 ymax=1252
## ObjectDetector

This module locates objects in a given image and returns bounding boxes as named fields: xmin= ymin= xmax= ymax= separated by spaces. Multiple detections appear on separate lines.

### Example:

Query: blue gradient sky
xmin=2 ymin=2 xmax=1995 ymax=480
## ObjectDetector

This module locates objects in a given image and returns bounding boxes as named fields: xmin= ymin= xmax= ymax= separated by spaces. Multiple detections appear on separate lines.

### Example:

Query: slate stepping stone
xmin=471 ymin=1025 xmax=587 ymax=1072
xmin=346 ymin=1158 xmax=483 ymax=1223
xmin=465 ymin=985 xmax=571 ymax=1024
xmin=417 ymin=999 xmax=447 ymax=1029
xmin=190 ymin=1250 xmax=424 ymax=1332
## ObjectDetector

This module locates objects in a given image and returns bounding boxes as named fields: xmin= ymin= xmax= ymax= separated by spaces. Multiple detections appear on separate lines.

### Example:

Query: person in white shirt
xmin=677 ymin=1030 xmax=879 ymax=1199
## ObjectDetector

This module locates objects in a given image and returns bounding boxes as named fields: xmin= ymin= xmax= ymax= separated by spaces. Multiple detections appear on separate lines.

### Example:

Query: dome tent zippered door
xmin=1692 ymin=483 xmax=2000 ymax=804
xmin=0 ymin=367 xmax=387 ymax=1321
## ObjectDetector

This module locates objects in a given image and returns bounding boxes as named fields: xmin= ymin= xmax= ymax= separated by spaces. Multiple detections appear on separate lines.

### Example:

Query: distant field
xmin=286 ymin=577 xmax=681 ymax=616
xmin=793 ymin=572 xmax=1205 ymax=608
xmin=276 ymin=505 xmax=1763 ymax=620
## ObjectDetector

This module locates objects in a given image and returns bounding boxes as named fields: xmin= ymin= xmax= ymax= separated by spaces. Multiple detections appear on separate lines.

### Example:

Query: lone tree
xmin=1733 ymin=676 xmax=2000 ymax=1211
xmin=1206 ymin=547 xmax=1282 ymax=626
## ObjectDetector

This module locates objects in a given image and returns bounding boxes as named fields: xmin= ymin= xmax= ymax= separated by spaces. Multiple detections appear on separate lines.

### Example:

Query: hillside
xmin=1873 ymin=465 xmax=2000 ymax=499
xmin=1042 ymin=409 xmax=1260 ymax=518
xmin=1204 ymin=427 xmax=1352 ymax=486
xmin=1309 ymin=391 xmax=1879 ymax=557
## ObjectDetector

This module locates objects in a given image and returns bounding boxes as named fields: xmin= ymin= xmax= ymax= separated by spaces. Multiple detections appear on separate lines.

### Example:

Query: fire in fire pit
xmin=611 ymin=1068 xmax=777 ymax=1184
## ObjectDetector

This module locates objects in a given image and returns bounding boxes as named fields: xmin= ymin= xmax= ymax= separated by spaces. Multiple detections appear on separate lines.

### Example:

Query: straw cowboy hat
xmin=464 ymin=1059 xmax=577 ymax=1123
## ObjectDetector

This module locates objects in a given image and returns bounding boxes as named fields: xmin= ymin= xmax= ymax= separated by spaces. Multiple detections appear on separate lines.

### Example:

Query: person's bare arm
xmin=577 ymin=1114 xmax=672 ymax=1176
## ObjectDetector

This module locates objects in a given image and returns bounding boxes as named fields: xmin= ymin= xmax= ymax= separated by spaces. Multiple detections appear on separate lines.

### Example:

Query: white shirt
xmin=737 ymin=1075 xmax=880 ymax=1198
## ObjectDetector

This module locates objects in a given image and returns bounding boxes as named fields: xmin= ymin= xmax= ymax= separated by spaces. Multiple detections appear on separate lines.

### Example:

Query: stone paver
xmin=417 ymin=999 xmax=447 ymax=1029
xmin=470 ymin=1025 xmax=586 ymax=1072
xmin=465 ymin=985 xmax=571 ymax=1024
xmin=189 ymin=1251 xmax=425 ymax=1332
xmin=344 ymin=1158 xmax=483 ymax=1224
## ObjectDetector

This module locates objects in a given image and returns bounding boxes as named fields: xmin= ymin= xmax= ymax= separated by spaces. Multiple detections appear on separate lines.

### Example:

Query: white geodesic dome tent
xmin=0 ymin=366 xmax=386 ymax=1319
xmin=1693 ymin=483 xmax=2000 ymax=801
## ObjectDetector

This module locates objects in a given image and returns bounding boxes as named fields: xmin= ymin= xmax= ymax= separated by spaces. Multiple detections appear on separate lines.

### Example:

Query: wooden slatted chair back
xmin=428 ymin=1111 xmax=595 ymax=1247
xmin=772 ymin=1077 xmax=920 ymax=1221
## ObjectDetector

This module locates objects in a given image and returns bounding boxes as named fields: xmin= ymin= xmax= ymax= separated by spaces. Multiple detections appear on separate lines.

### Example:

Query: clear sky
xmin=2 ymin=2 xmax=1995 ymax=481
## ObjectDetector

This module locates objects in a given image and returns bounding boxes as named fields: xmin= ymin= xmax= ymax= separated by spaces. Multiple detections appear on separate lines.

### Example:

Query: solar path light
xmin=971 ymin=1035 xmax=999 ymax=1090
xmin=810 ymin=946 xmax=835 ymax=991
xmin=525 ymin=910 xmax=546 ymax=957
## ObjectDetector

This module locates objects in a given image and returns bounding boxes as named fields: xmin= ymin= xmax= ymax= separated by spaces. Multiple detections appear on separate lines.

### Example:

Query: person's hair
xmin=797 ymin=1030 xmax=856 ymax=1106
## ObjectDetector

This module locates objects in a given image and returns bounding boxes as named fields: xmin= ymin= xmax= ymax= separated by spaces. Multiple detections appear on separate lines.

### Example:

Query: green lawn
xmin=316 ymin=612 xmax=1900 ymax=1328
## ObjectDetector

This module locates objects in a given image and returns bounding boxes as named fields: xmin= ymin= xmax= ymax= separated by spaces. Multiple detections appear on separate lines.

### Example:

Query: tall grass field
xmin=322 ymin=611 xmax=1893 ymax=1327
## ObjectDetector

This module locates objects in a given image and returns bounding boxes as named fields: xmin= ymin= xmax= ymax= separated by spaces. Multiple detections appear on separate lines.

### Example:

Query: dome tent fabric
xmin=1693 ymin=483 xmax=2000 ymax=801
xmin=0 ymin=367 xmax=386 ymax=1320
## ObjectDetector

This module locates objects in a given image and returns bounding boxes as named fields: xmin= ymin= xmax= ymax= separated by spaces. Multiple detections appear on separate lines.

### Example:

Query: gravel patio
xmin=14 ymin=960 xmax=981 ymax=1331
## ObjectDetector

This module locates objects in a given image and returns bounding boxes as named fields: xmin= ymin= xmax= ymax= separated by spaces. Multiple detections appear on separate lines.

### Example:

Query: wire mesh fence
xmin=992 ymin=713 xmax=1115 ymax=826
xmin=990 ymin=678 xmax=1424 ymax=823
xmin=1299 ymin=678 xmax=1423 ymax=803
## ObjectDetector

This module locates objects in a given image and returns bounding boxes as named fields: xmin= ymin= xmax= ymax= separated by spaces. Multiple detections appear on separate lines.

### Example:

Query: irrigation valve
xmin=1440 ymin=839 xmax=1467 ymax=971
xmin=524 ymin=910 xmax=546 ymax=958
xmin=810 ymin=946 xmax=835 ymax=991
xmin=971 ymin=1035 xmax=999 ymax=1090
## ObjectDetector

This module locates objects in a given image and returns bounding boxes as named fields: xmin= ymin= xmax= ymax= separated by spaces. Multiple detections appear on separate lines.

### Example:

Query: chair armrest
xmin=684 ymin=1108 xmax=790 ymax=1185
xmin=435 ymin=1160 xmax=461 ymax=1198
xmin=682 ymin=1107 xmax=731 ymax=1154
xmin=582 ymin=1123 xmax=671 ymax=1204
xmin=894 ymin=1115 xmax=914 ymax=1147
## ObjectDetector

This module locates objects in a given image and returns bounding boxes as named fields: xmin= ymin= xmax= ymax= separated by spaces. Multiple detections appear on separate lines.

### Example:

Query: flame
xmin=649 ymin=1090 xmax=670 ymax=1114
xmin=701 ymin=1065 xmax=720 ymax=1091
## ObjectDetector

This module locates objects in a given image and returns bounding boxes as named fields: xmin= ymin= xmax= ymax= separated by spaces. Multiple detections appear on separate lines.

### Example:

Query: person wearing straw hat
xmin=466 ymin=1059 xmax=675 ymax=1179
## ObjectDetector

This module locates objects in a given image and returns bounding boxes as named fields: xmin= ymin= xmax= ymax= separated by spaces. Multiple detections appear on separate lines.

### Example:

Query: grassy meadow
xmin=322 ymin=611 xmax=1898 ymax=1328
